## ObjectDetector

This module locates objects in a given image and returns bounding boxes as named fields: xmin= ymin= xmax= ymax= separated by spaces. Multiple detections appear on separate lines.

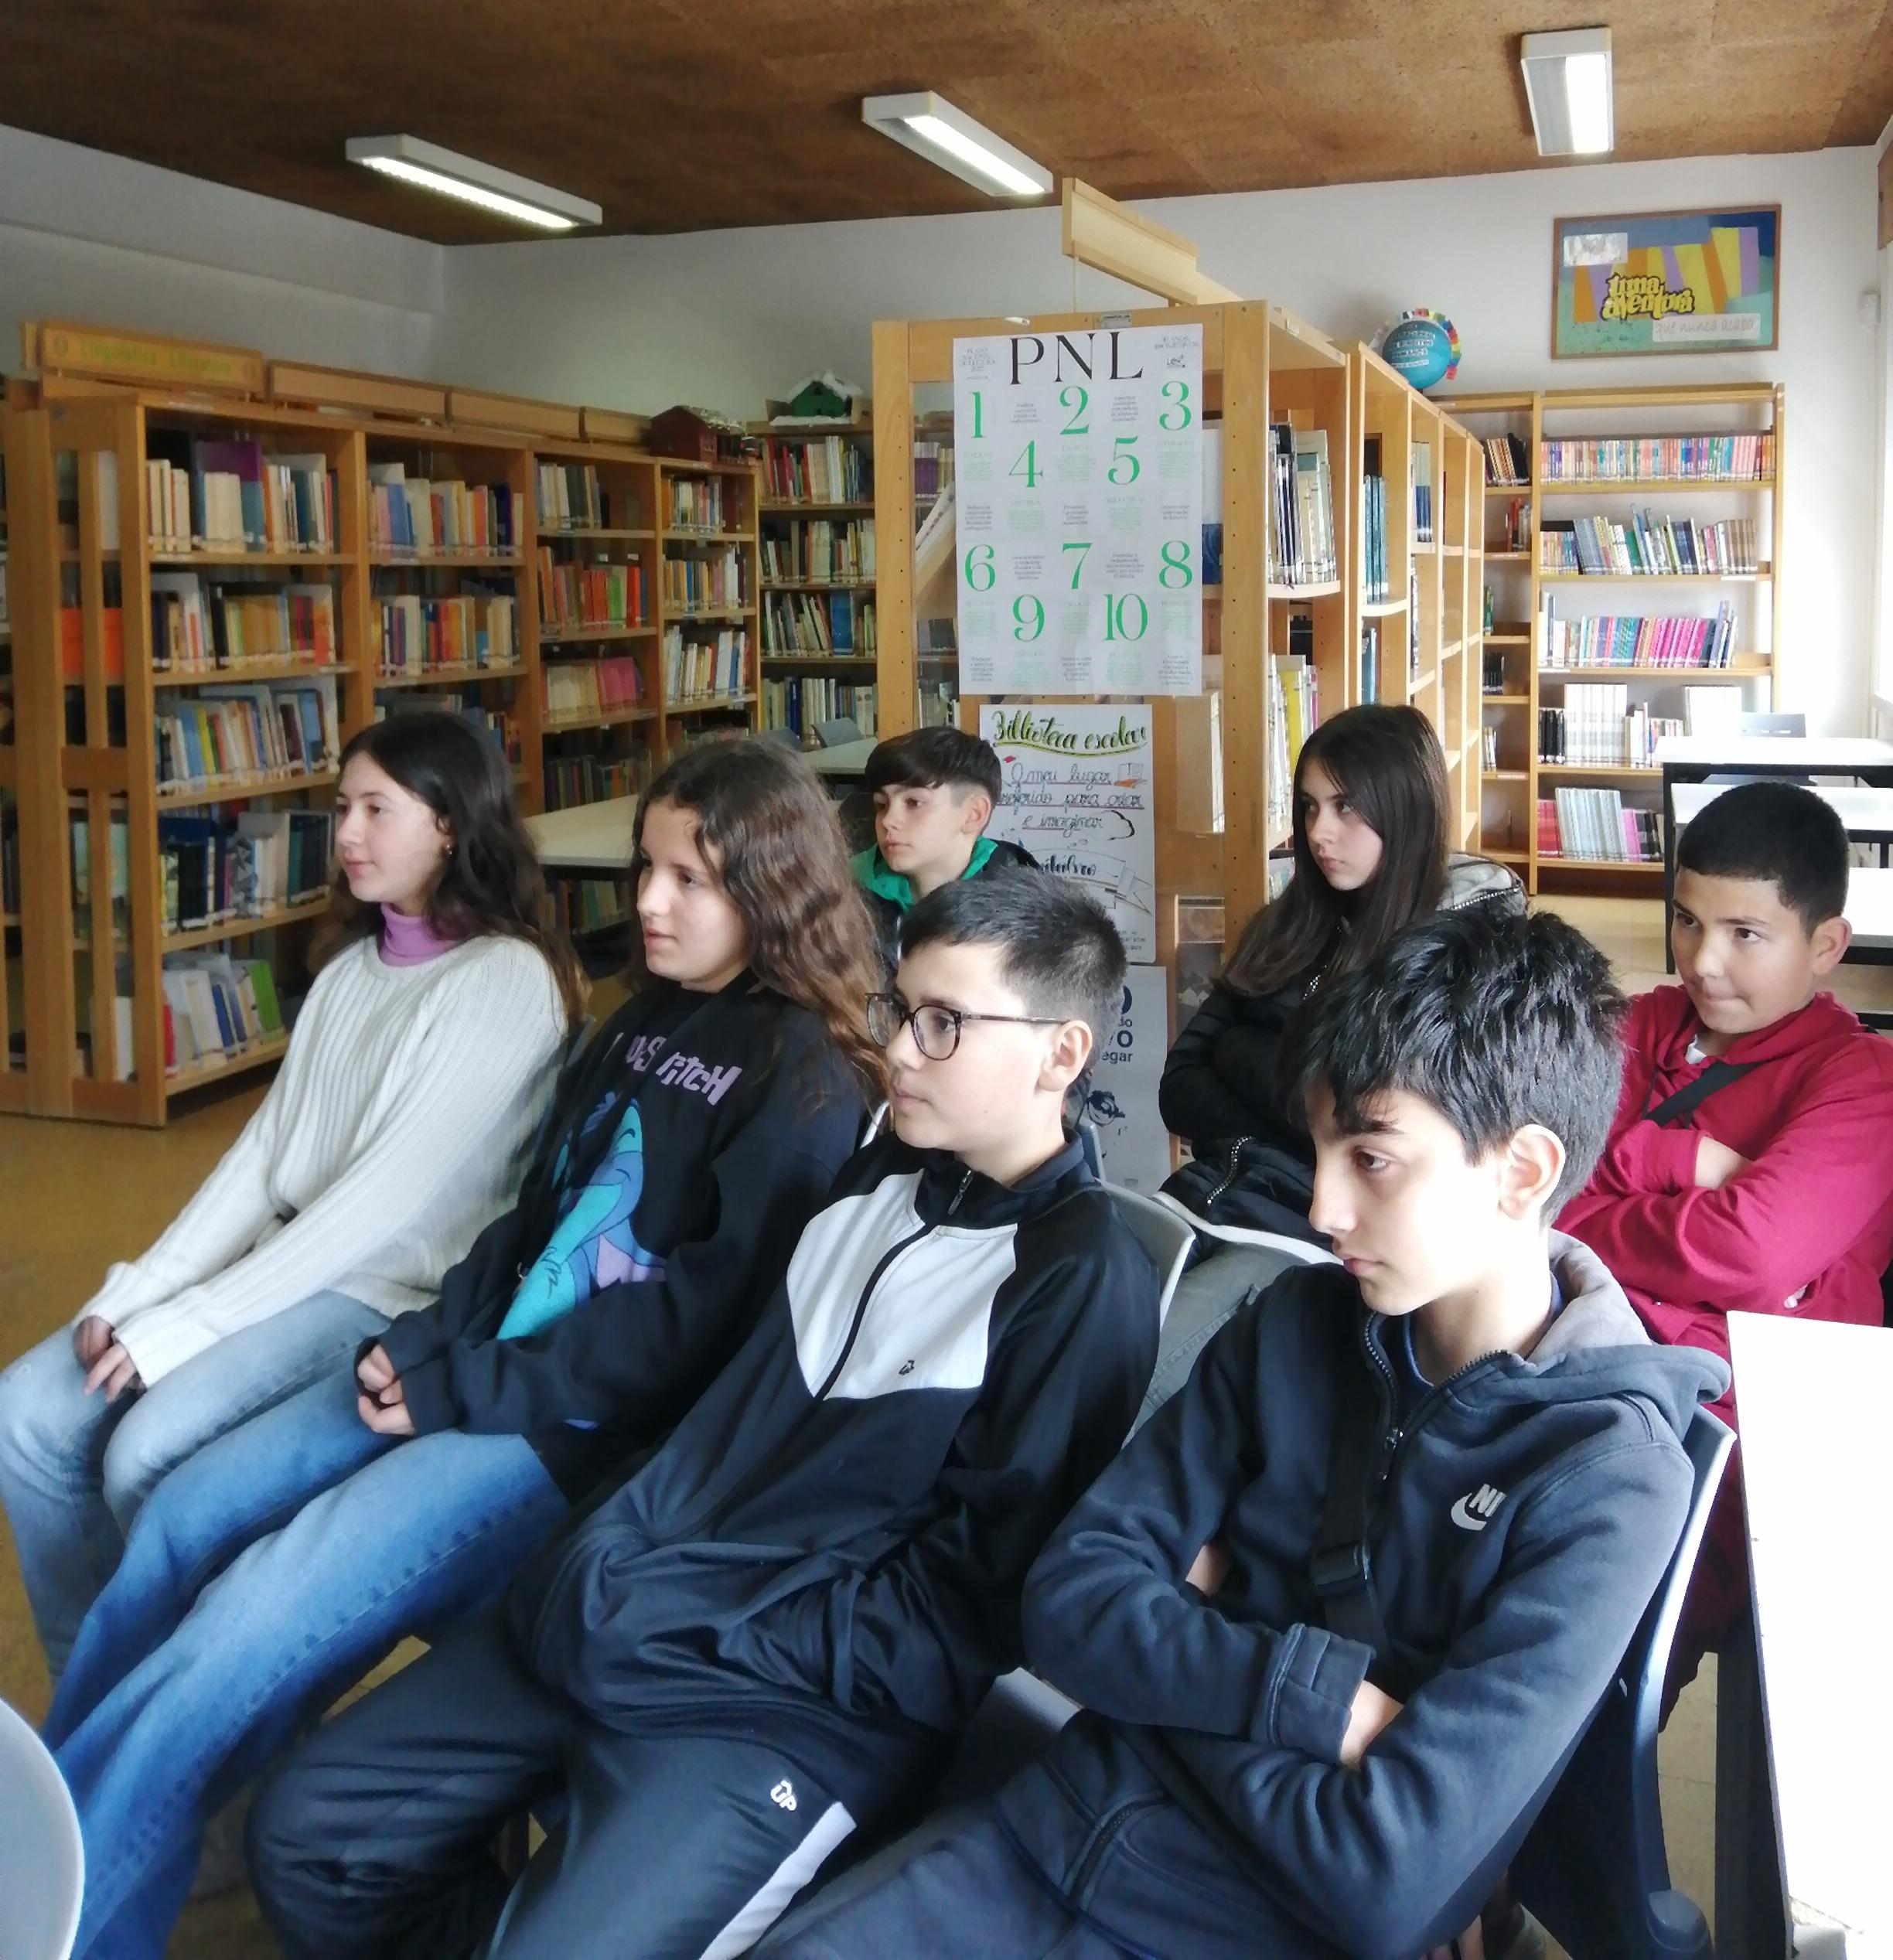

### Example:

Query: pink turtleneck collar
xmin=378 ymin=907 xmax=463 ymax=968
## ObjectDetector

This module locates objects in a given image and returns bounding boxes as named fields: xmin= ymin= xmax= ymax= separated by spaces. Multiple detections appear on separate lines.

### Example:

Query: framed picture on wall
xmin=1551 ymin=206 xmax=1780 ymax=357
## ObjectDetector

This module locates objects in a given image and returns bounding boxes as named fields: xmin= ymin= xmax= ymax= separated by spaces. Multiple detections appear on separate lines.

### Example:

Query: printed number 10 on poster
xmin=953 ymin=325 xmax=1203 ymax=697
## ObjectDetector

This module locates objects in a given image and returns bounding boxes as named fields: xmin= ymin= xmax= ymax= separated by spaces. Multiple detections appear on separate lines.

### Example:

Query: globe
xmin=1380 ymin=315 xmax=1455 ymax=393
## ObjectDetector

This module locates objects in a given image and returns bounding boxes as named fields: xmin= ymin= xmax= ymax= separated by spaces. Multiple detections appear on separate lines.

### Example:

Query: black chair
xmin=1509 ymin=1407 xmax=1734 ymax=1958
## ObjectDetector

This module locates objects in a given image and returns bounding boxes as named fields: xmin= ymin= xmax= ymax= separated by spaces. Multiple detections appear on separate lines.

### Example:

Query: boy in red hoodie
xmin=1560 ymin=779 xmax=1893 ymax=1688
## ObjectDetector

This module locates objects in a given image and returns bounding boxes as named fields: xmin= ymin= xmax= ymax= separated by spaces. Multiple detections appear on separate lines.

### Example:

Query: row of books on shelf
xmin=1539 ymin=599 xmax=1739 ymax=670
xmin=917 ymin=618 xmax=956 ymax=656
xmin=912 ymin=440 xmax=953 ymax=500
xmin=1537 ymin=793 xmax=1663 ymax=866
xmin=1359 ymin=622 xmax=1383 ymax=706
xmin=762 ymin=677 xmax=878 ymax=742
xmin=1482 ymin=649 xmax=1509 ymax=694
xmin=1481 ymin=724 xmax=1499 ymax=771
xmin=1538 ymin=433 xmax=1774 ymax=483
xmin=548 ymin=878 xmax=633 ymax=938
xmin=760 ymin=436 xmax=869 ymax=506
xmin=145 ymin=441 xmax=337 ymax=554
xmin=666 ymin=478 xmax=735 ymax=532
xmin=1264 ymin=653 xmax=1322 ymax=829
xmin=762 ymin=591 xmax=877 ymax=657
xmin=373 ymin=690 xmax=521 ymax=765
xmin=150 ymin=574 xmax=337 ymax=672
xmin=1537 ymin=690 xmax=1683 ymax=768
xmin=159 ymin=953 xmax=287 ymax=1079
xmin=544 ymin=656 xmax=644 ymax=724
xmin=1361 ymin=472 xmax=1390 ymax=602
xmin=538 ymin=554 xmax=644 ymax=632
xmin=663 ymin=625 xmax=750 ymax=703
xmin=1496 ymin=497 xmax=1531 ymax=551
xmin=155 ymin=810 xmax=334 ymax=935
xmin=1482 ymin=434 xmax=1531 ymax=486
xmin=536 ymin=463 xmax=611 ymax=533
xmin=1411 ymin=441 xmax=1434 ymax=544
xmin=374 ymin=591 xmax=517 ymax=677
xmin=1269 ymin=426 xmax=1338 ymax=587
xmin=543 ymin=747 xmax=653 ymax=812
xmin=368 ymin=466 xmax=517 ymax=557
xmin=760 ymin=519 xmax=875 ymax=585
xmin=663 ymin=551 xmax=748 ymax=613
xmin=155 ymin=677 xmax=339 ymax=794
xmin=1540 ymin=514 xmax=1761 ymax=578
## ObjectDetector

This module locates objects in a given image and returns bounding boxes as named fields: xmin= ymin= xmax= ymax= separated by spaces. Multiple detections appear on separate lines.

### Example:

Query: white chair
xmin=0 ymin=1697 xmax=84 ymax=1960
xmin=1105 ymin=1185 xmax=1196 ymax=1328
xmin=1151 ymin=1188 xmax=1340 ymax=1270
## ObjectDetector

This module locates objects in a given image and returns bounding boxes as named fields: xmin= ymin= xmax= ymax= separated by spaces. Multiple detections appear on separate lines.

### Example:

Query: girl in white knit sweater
xmin=0 ymin=712 xmax=584 ymax=1682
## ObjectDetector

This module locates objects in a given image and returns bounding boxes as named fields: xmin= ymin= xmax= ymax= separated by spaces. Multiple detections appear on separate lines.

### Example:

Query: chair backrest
xmin=816 ymin=717 xmax=864 ymax=748
xmin=1739 ymin=712 xmax=1807 ymax=738
xmin=0 ymin=1697 xmax=84 ymax=1960
xmin=1106 ymin=1184 xmax=1197 ymax=1328
xmin=1509 ymin=1406 xmax=1734 ymax=1960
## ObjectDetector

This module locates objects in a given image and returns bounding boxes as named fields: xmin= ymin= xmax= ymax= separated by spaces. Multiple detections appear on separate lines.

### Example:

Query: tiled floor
xmin=1 ymin=895 xmax=1883 ymax=1956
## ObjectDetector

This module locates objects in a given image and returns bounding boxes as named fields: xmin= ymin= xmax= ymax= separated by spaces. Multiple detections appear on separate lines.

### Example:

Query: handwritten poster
xmin=981 ymin=704 xmax=1156 ymax=961
xmin=954 ymin=324 xmax=1202 ymax=696
xmin=1085 ymin=965 xmax=1172 ymax=1193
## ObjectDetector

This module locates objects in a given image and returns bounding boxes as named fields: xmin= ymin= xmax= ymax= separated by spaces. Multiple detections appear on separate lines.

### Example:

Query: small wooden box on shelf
xmin=1442 ymin=382 xmax=1782 ymax=893
xmin=753 ymin=421 xmax=878 ymax=747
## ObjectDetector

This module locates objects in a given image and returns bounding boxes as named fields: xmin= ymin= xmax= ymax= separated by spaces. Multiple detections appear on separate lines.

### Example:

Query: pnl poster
xmin=980 ymin=704 xmax=1156 ymax=962
xmin=953 ymin=322 xmax=1202 ymax=695
xmin=1085 ymin=964 xmax=1171 ymax=1193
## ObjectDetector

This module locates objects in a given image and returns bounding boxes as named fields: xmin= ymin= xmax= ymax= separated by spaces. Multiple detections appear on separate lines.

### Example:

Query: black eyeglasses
xmin=866 ymin=992 xmax=1067 ymax=1062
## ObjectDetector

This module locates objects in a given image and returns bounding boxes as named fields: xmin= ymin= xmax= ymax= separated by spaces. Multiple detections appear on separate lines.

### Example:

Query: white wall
xmin=438 ymin=148 xmax=1881 ymax=733
xmin=0 ymin=125 xmax=443 ymax=381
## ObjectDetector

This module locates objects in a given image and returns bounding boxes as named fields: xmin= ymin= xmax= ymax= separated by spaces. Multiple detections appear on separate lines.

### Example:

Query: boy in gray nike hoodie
xmin=777 ymin=906 xmax=1726 ymax=1960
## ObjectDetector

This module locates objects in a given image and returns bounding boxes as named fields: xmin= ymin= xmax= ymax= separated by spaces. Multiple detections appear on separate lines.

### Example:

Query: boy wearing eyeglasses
xmin=249 ymin=868 xmax=1162 ymax=1960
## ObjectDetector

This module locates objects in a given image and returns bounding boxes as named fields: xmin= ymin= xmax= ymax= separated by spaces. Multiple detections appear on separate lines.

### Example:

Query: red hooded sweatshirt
xmin=1559 ymin=986 xmax=1893 ymax=1382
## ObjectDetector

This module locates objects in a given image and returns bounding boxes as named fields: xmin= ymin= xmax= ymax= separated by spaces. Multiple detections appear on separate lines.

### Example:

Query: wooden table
xmin=1657 ymin=737 xmax=1893 ymax=969
xmin=1720 ymin=1314 xmax=1893 ymax=1959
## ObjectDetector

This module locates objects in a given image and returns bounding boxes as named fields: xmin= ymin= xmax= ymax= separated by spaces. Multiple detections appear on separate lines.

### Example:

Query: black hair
xmin=899 ymin=868 xmax=1126 ymax=1051
xmin=1223 ymin=704 xmax=1451 ymax=997
xmin=1284 ymin=906 xmax=1625 ymax=1215
xmin=316 ymin=711 xmax=585 ymax=1026
xmin=1676 ymin=781 xmax=1849 ymax=934
xmin=863 ymin=728 xmax=1004 ymax=813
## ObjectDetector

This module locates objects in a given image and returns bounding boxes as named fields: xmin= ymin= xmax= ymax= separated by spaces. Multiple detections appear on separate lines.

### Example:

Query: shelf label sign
xmin=954 ymin=325 xmax=1202 ymax=697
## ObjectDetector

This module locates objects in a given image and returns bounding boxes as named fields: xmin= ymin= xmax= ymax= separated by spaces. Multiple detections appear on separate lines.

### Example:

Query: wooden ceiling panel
xmin=0 ymin=0 xmax=1886 ymax=242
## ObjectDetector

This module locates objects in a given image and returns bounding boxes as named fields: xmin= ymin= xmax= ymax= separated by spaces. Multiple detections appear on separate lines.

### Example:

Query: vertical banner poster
xmin=954 ymin=323 xmax=1202 ymax=696
xmin=980 ymin=704 xmax=1156 ymax=961
xmin=1086 ymin=964 xmax=1172 ymax=1193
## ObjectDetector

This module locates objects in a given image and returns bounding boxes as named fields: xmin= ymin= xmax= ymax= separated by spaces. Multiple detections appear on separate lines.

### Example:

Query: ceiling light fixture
xmin=345 ymin=135 xmax=602 ymax=232
xmin=861 ymin=93 xmax=1052 ymax=200
xmin=1520 ymin=28 xmax=1614 ymax=157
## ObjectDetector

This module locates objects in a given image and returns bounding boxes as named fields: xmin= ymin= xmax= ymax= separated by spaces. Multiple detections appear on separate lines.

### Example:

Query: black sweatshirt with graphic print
xmin=503 ymin=1131 xmax=1161 ymax=1764
xmin=375 ymin=975 xmax=865 ymax=1496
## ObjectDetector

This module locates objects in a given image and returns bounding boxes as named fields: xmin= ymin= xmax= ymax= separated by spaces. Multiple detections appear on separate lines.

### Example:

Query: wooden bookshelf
xmin=1349 ymin=346 xmax=1484 ymax=854
xmin=1441 ymin=383 xmax=1782 ymax=892
xmin=754 ymin=421 xmax=877 ymax=746
xmin=657 ymin=455 xmax=762 ymax=757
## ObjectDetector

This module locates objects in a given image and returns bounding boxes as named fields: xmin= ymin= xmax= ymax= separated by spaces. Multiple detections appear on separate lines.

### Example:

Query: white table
xmin=525 ymin=798 xmax=636 ymax=875
xmin=1724 ymin=1314 xmax=1893 ymax=1958
xmin=803 ymin=737 xmax=879 ymax=781
xmin=1671 ymin=783 xmax=1893 ymax=863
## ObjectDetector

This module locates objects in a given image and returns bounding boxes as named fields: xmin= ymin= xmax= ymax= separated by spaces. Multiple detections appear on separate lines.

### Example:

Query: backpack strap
xmin=1642 ymin=1058 xmax=1758 ymax=1129
xmin=1309 ymin=1344 xmax=1395 ymax=1660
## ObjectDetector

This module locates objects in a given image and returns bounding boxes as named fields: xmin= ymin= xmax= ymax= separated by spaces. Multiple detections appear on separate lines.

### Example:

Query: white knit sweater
xmin=84 ymin=934 xmax=568 ymax=1385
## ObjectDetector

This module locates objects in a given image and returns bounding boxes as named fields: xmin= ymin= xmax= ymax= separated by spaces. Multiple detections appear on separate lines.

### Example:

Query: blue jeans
xmin=0 ymin=1289 xmax=390 ymax=1683
xmin=46 ymin=1362 xmax=571 ymax=1960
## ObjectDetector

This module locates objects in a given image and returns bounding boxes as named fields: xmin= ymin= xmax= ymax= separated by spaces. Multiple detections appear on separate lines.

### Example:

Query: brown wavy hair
xmin=313 ymin=714 xmax=587 ymax=1026
xmin=625 ymin=736 xmax=886 ymax=1104
xmin=1223 ymin=704 xmax=1451 ymax=999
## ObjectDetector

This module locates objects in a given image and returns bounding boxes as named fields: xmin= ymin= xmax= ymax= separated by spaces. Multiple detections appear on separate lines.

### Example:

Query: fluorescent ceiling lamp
xmin=1520 ymin=28 xmax=1614 ymax=157
xmin=345 ymin=135 xmax=601 ymax=231
xmin=861 ymin=93 xmax=1052 ymax=200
